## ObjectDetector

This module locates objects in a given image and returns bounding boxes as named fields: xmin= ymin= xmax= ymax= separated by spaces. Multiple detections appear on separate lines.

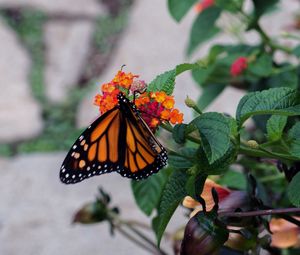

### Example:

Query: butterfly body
xmin=60 ymin=93 xmax=168 ymax=184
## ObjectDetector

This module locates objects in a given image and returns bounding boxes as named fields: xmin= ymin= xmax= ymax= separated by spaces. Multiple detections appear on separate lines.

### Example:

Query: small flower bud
xmin=246 ymin=140 xmax=259 ymax=149
xmin=185 ymin=96 xmax=197 ymax=108
xmin=72 ymin=201 xmax=108 ymax=224
xmin=185 ymin=96 xmax=202 ymax=114
xmin=130 ymin=80 xmax=147 ymax=93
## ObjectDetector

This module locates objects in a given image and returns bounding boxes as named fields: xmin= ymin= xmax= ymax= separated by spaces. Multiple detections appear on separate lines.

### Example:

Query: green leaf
xmin=172 ymin=124 xmax=187 ymax=144
xmin=168 ymin=148 xmax=197 ymax=169
xmin=193 ymin=112 xmax=231 ymax=164
xmin=185 ymin=170 xmax=207 ymax=199
xmin=167 ymin=0 xmax=197 ymax=22
xmin=252 ymin=0 xmax=279 ymax=19
xmin=148 ymin=69 xmax=176 ymax=95
xmin=219 ymin=170 xmax=247 ymax=190
xmin=267 ymin=115 xmax=287 ymax=141
xmin=154 ymin=170 xmax=188 ymax=246
xmin=248 ymin=53 xmax=273 ymax=77
xmin=187 ymin=7 xmax=221 ymax=56
xmin=293 ymin=45 xmax=300 ymax=58
xmin=215 ymin=0 xmax=244 ymax=12
xmin=236 ymin=87 xmax=300 ymax=126
xmin=131 ymin=167 xmax=172 ymax=216
xmin=268 ymin=69 xmax=298 ymax=89
xmin=198 ymin=142 xmax=237 ymax=174
xmin=288 ymin=122 xmax=300 ymax=159
xmin=148 ymin=63 xmax=199 ymax=94
xmin=197 ymin=84 xmax=226 ymax=110
xmin=288 ymin=172 xmax=300 ymax=207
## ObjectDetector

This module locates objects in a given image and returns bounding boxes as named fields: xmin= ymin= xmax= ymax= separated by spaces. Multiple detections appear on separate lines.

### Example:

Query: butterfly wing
xmin=60 ymin=106 xmax=125 ymax=184
xmin=116 ymin=94 xmax=168 ymax=180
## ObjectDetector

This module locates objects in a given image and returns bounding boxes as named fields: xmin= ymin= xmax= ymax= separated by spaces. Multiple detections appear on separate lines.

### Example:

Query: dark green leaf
xmin=198 ymin=142 xmax=237 ymax=174
xmin=154 ymin=170 xmax=188 ymax=246
xmin=236 ymin=87 xmax=300 ymax=126
xmin=288 ymin=172 xmax=300 ymax=207
xmin=168 ymin=148 xmax=197 ymax=169
xmin=288 ymin=122 xmax=300 ymax=159
xmin=193 ymin=112 xmax=231 ymax=163
xmin=167 ymin=0 xmax=197 ymax=22
xmin=173 ymin=124 xmax=187 ymax=144
xmin=252 ymin=0 xmax=279 ymax=19
xmin=248 ymin=53 xmax=273 ymax=77
xmin=267 ymin=115 xmax=287 ymax=141
xmin=131 ymin=167 xmax=172 ymax=216
xmin=215 ymin=0 xmax=244 ymax=12
xmin=197 ymin=84 xmax=226 ymax=110
xmin=187 ymin=7 xmax=221 ymax=56
xmin=185 ymin=170 xmax=207 ymax=199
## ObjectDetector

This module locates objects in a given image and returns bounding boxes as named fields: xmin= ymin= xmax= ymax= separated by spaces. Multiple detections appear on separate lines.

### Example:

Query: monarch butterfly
xmin=60 ymin=92 xmax=168 ymax=184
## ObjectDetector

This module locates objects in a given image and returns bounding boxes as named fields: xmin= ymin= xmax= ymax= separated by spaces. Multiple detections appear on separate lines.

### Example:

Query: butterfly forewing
xmin=60 ymin=107 xmax=124 ymax=184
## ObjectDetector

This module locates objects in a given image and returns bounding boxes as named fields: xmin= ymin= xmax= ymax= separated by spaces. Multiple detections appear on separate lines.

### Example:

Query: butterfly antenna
xmin=120 ymin=64 xmax=126 ymax=71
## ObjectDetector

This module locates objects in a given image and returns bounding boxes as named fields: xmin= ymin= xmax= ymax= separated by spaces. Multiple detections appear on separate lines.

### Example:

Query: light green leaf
xmin=288 ymin=172 xmax=300 ymax=207
xmin=167 ymin=0 xmax=197 ymax=22
xmin=267 ymin=115 xmax=287 ymax=141
xmin=288 ymin=122 xmax=300 ymax=159
xmin=219 ymin=170 xmax=247 ymax=190
xmin=153 ymin=170 xmax=188 ymax=246
xmin=148 ymin=63 xmax=200 ymax=94
xmin=187 ymin=7 xmax=221 ymax=56
xmin=268 ymin=69 xmax=298 ymax=89
xmin=197 ymin=84 xmax=226 ymax=110
xmin=236 ymin=87 xmax=300 ymax=126
xmin=248 ymin=53 xmax=273 ymax=77
xmin=193 ymin=112 xmax=231 ymax=164
xmin=131 ymin=167 xmax=172 ymax=216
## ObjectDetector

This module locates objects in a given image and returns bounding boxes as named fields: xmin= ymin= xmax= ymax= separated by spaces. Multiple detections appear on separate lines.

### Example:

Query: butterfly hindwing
xmin=60 ymin=92 xmax=168 ymax=184
xmin=116 ymin=94 xmax=168 ymax=179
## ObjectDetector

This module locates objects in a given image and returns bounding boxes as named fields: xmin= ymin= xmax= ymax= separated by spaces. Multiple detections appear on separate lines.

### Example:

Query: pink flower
xmin=230 ymin=57 xmax=248 ymax=77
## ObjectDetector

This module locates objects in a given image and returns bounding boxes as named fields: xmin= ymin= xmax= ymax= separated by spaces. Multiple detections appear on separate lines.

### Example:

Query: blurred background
xmin=0 ymin=0 xmax=299 ymax=254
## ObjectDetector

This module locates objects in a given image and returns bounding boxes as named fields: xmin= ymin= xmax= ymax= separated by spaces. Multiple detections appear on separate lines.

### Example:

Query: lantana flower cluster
xmin=94 ymin=70 xmax=183 ymax=131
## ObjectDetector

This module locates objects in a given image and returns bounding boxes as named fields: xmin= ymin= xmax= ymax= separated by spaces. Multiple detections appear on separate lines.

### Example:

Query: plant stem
xmin=115 ymin=225 xmax=158 ymax=254
xmin=259 ymin=173 xmax=285 ymax=183
xmin=124 ymin=223 xmax=168 ymax=255
xmin=220 ymin=207 xmax=300 ymax=218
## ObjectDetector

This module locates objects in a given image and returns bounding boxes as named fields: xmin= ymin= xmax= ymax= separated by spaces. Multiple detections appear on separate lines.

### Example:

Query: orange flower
xmin=270 ymin=218 xmax=300 ymax=248
xmin=112 ymin=70 xmax=139 ymax=89
xmin=169 ymin=109 xmax=183 ymax=124
xmin=94 ymin=94 xmax=102 ymax=107
xmin=151 ymin=91 xmax=167 ymax=103
xmin=134 ymin=93 xmax=150 ymax=107
xmin=160 ymin=109 xmax=171 ymax=120
xmin=101 ymin=82 xmax=116 ymax=93
xmin=162 ymin=96 xmax=175 ymax=109
xmin=150 ymin=118 xmax=160 ymax=128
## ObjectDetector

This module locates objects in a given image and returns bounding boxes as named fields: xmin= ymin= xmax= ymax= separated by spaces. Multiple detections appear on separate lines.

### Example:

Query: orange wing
xmin=60 ymin=107 xmax=123 ymax=184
